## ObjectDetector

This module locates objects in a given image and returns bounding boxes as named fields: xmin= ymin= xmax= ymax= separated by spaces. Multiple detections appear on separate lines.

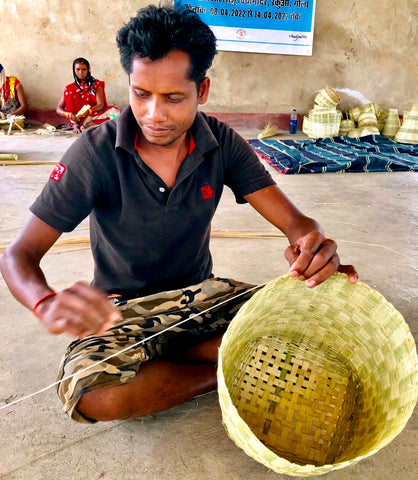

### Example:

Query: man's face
xmin=129 ymin=50 xmax=210 ymax=147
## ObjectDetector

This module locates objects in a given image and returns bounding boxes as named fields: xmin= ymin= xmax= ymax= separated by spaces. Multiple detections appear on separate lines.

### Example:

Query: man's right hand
xmin=36 ymin=281 xmax=121 ymax=338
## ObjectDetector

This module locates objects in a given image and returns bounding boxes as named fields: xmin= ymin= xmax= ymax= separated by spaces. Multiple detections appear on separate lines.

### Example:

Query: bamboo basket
xmin=361 ymin=102 xmax=381 ymax=118
xmin=218 ymin=273 xmax=417 ymax=477
xmin=382 ymin=109 xmax=401 ymax=139
xmin=347 ymin=128 xmax=363 ymax=138
xmin=361 ymin=126 xmax=380 ymax=136
xmin=348 ymin=107 xmax=361 ymax=123
xmin=395 ymin=103 xmax=418 ymax=144
xmin=314 ymin=86 xmax=340 ymax=108
xmin=302 ymin=110 xmax=342 ymax=139
xmin=358 ymin=112 xmax=378 ymax=127
xmin=338 ymin=119 xmax=355 ymax=136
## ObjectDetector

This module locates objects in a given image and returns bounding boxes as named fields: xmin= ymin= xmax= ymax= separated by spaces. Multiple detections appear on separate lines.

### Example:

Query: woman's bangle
xmin=32 ymin=292 xmax=57 ymax=316
xmin=64 ymin=112 xmax=70 ymax=119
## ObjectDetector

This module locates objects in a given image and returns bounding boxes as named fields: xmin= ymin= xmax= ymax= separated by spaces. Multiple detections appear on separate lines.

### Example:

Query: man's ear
xmin=198 ymin=77 xmax=210 ymax=105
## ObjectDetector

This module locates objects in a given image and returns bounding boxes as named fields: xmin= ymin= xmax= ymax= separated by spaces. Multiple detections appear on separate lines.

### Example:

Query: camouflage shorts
xmin=56 ymin=277 xmax=259 ymax=423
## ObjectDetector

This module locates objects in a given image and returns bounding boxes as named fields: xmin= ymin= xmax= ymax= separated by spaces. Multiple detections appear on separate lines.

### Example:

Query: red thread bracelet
xmin=32 ymin=292 xmax=57 ymax=316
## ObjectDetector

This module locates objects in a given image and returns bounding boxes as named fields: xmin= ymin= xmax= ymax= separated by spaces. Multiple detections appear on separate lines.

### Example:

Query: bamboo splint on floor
xmin=0 ymin=153 xmax=19 ymax=161
xmin=0 ymin=231 xmax=287 ymax=254
xmin=0 ymin=115 xmax=25 ymax=134
xmin=0 ymin=159 xmax=56 ymax=165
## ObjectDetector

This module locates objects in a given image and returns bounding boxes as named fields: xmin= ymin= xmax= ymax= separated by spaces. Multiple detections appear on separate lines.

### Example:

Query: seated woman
xmin=0 ymin=63 xmax=28 ymax=130
xmin=56 ymin=57 xmax=120 ymax=133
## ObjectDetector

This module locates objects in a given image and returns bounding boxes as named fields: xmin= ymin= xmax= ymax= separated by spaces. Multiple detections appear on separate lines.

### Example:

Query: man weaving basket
xmin=0 ymin=4 xmax=357 ymax=424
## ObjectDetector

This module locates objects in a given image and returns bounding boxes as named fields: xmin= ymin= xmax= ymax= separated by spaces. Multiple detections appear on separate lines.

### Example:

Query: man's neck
xmin=137 ymin=131 xmax=189 ymax=163
xmin=135 ymin=131 xmax=190 ymax=188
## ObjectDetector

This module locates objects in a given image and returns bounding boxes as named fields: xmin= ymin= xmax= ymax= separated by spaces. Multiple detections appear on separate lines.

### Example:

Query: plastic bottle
xmin=289 ymin=109 xmax=297 ymax=134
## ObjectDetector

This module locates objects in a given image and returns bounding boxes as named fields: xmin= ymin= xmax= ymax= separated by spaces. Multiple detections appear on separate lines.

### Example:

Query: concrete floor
xmin=0 ymin=127 xmax=417 ymax=480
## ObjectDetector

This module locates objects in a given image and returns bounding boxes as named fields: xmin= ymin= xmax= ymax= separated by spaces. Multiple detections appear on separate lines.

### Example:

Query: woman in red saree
xmin=56 ymin=58 xmax=120 ymax=133
xmin=0 ymin=63 xmax=28 ymax=130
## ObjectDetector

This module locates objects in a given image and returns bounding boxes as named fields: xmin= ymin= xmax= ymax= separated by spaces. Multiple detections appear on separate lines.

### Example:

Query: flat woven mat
xmin=248 ymin=134 xmax=418 ymax=174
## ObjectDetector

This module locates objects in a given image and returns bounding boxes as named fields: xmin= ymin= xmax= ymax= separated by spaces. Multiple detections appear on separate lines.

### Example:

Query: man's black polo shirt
xmin=30 ymin=107 xmax=275 ymax=296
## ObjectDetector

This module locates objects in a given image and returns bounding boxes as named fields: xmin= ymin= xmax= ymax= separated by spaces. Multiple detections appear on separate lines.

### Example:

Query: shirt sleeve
xmin=30 ymin=134 xmax=100 ymax=232
xmin=220 ymin=122 xmax=276 ymax=203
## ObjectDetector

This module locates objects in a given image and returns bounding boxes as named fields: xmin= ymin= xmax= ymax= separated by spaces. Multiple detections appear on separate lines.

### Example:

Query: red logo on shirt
xmin=50 ymin=163 xmax=66 ymax=182
xmin=201 ymin=185 xmax=214 ymax=200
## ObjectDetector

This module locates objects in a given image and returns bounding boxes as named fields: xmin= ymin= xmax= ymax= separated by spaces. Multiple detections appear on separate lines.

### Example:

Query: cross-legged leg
xmin=77 ymin=334 xmax=222 ymax=421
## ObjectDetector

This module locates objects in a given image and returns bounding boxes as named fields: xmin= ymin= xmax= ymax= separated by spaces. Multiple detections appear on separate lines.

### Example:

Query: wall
xmin=0 ymin=0 xmax=417 ymax=116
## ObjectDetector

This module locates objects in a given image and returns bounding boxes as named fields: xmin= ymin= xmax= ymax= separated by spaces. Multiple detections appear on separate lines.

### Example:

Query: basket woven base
xmin=229 ymin=336 xmax=362 ymax=467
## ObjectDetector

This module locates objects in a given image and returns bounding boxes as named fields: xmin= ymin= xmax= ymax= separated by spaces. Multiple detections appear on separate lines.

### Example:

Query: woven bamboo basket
xmin=347 ymin=128 xmax=363 ymax=138
xmin=338 ymin=119 xmax=355 ymax=136
xmin=348 ymin=107 xmax=361 ymax=123
xmin=361 ymin=126 xmax=380 ymax=136
xmin=314 ymin=86 xmax=340 ymax=108
xmin=313 ymin=104 xmax=332 ymax=111
xmin=377 ymin=109 xmax=389 ymax=132
xmin=302 ymin=110 xmax=342 ymax=139
xmin=382 ymin=108 xmax=401 ymax=139
xmin=395 ymin=103 xmax=418 ymax=144
xmin=379 ymin=109 xmax=389 ymax=121
xmin=358 ymin=112 xmax=378 ymax=127
xmin=361 ymin=102 xmax=381 ymax=118
xmin=218 ymin=273 xmax=417 ymax=477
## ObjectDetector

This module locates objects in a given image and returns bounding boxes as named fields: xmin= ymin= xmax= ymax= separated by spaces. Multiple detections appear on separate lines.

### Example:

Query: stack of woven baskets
xmin=302 ymin=86 xmax=342 ymax=139
xmin=218 ymin=273 xmax=417 ymax=476
xmin=347 ymin=103 xmax=396 ymax=139
xmin=345 ymin=103 xmax=418 ymax=143
xmin=302 ymin=87 xmax=417 ymax=143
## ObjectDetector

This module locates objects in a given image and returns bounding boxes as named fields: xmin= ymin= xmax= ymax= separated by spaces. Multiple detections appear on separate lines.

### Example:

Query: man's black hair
xmin=116 ymin=4 xmax=217 ymax=87
xmin=72 ymin=57 xmax=96 ymax=93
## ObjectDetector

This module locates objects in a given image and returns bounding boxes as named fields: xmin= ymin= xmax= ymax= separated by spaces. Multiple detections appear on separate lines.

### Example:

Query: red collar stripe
xmin=188 ymin=133 xmax=196 ymax=154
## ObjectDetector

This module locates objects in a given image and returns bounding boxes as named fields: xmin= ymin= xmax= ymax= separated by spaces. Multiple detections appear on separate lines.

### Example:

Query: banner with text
xmin=174 ymin=0 xmax=316 ymax=55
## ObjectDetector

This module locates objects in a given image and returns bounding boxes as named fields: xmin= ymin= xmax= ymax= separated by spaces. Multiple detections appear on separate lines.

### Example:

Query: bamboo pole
xmin=0 ymin=154 xmax=18 ymax=161
xmin=0 ymin=160 xmax=55 ymax=166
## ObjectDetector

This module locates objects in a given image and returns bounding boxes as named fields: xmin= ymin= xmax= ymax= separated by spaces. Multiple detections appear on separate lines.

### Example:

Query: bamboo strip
xmin=0 ymin=160 xmax=56 ymax=166
xmin=0 ymin=154 xmax=18 ymax=161
xmin=0 ymin=115 xmax=25 ymax=124
xmin=0 ymin=231 xmax=286 ymax=254
xmin=13 ymin=120 xmax=25 ymax=131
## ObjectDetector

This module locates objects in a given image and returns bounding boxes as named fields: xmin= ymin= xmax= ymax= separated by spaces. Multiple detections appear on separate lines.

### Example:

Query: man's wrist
xmin=32 ymin=292 xmax=57 ymax=317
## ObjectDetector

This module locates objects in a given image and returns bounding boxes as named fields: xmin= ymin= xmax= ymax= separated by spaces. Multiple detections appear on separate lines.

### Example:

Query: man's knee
xmin=76 ymin=386 xmax=128 ymax=422
xmin=180 ymin=334 xmax=223 ymax=363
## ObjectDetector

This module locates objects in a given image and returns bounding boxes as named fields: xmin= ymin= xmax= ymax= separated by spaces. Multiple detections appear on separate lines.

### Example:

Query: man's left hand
xmin=285 ymin=231 xmax=358 ymax=288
